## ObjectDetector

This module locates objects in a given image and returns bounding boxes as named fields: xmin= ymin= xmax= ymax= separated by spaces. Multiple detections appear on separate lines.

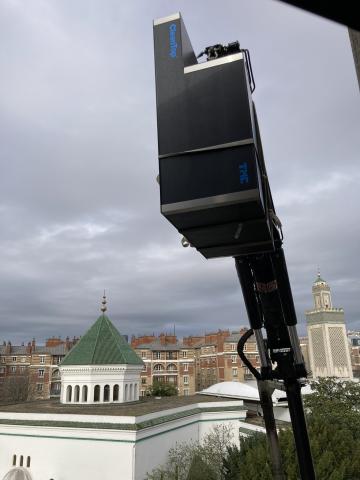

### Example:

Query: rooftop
xmin=135 ymin=342 xmax=187 ymax=351
xmin=200 ymin=381 xmax=288 ymax=404
xmin=61 ymin=314 xmax=142 ymax=366
xmin=224 ymin=334 xmax=241 ymax=343
xmin=0 ymin=343 xmax=69 ymax=356
xmin=0 ymin=345 xmax=28 ymax=355
xmin=0 ymin=394 xmax=237 ymax=417
xmin=314 ymin=271 xmax=327 ymax=284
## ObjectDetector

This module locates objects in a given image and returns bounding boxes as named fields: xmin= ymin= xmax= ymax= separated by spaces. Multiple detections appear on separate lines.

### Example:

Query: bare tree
xmin=0 ymin=371 xmax=33 ymax=403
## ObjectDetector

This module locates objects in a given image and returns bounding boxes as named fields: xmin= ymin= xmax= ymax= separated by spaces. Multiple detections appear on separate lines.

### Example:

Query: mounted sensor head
xmin=153 ymin=13 xmax=277 ymax=259
xmin=197 ymin=41 xmax=240 ymax=61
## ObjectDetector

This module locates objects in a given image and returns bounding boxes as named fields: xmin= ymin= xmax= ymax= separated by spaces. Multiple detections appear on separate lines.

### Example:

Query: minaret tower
xmin=312 ymin=271 xmax=332 ymax=310
xmin=306 ymin=272 xmax=352 ymax=379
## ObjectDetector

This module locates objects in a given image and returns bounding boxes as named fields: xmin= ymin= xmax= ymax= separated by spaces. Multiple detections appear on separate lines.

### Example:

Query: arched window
xmin=2 ymin=468 xmax=34 ymax=480
xmin=12 ymin=454 xmax=16 ymax=466
xmin=134 ymin=384 xmax=138 ymax=400
xmin=153 ymin=364 xmax=164 ymax=372
xmin=66 ymin=385 xmax=72 ymax=402
xmin=27 ymin=456 xmax=31 ymax=467
xmin=82 ymin=385 xmax=88 ymax=402
xmin=167 ymin=363 xmax=177 ymax=372
xmin=104 ymin=384 xmax=110 ymax=402
xmin=113 ymin=384 xmax=119 ymax=401
xmin=94 ymin=384 xmax=100 ymax=402
xmin=20 ymin=456 xmax=23 ymax=467
xmin=74 ymin=385 xmax=80 ymax=402
xmin=124 ymin=384 xmax=128 ymax=401
xmin=129 ymin=384 xmax=133 ymax=400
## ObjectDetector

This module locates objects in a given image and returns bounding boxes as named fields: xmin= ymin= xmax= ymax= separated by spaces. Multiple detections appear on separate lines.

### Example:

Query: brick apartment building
xmin=348 ymin=331 xmax=360 ymax=378
xmin=1 ymin=328 xmax=358 ymax=402
xmin=132 ymin=328 xmax=260 ymax=397
xmin=132 ymin=327 xmax=360 ymax=396
xmin=1 ymin=329 xmax=260 ymax=401
xmin=0 ymin=336 xmax=77 ymax=401
xmin=131 ymin=333 xmax=196 ymax=397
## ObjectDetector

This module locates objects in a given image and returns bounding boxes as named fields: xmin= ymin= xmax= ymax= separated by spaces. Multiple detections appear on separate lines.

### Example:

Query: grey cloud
xmin=0 ymin=0 xmax=359 ymax=344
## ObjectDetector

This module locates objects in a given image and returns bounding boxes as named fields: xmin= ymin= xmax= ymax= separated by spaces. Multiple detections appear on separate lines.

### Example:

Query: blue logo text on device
xmin=169 ymin=23 xmax=177 ymax=58
xmin=239 ymin=162 xmax=249 ymax=184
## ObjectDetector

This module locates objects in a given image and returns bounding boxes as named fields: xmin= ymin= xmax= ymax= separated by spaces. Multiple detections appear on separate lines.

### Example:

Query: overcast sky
xmin=0 ymin=0 xmax=359 ymax=344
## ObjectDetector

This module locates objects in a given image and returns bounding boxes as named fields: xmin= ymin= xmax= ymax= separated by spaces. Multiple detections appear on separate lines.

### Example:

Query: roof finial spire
xmin=317 ymin=266 xmax=321 ymax=278
xmin=101 ymin=290 xmax=107 ymax=313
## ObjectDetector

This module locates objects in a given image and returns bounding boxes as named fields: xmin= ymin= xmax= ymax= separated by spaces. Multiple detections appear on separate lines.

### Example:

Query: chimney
xmin=31 ymin=338 xmax=36 ymax=350
xmin=65 ymin=336 xmax=70 ymax=351
xmin=239 ymin=327 xmax=249 ymax=337
xmin=165 ymin=335 xmax=177 ymax=345
xmin=130 ymin=334 xmax=156 ymax=348
xmin=45 ymin=337 xmax=63 ymax=348
xmin=26 ymin=342 xmax=32 ymax=354
xmin=5 ymin=341 xmax=11 ymax=355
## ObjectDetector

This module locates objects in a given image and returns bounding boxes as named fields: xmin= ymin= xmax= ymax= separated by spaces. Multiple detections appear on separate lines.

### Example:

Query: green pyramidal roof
xmin=61 ymin=314 xmax=143 ymax=366
xmin=314 ymin=273 xmax=326 ymax=284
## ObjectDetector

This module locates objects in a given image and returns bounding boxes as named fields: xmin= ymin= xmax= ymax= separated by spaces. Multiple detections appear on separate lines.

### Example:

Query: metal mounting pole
xmin=257 ymin=380 xmax=286 ymax=480
xmin=235 ymin=258 xmax=286 ymax=479
xmin=284 ymin=379 xmax=315 ymax=480
xmin=234 ymin=255 xmax=316 ymax=480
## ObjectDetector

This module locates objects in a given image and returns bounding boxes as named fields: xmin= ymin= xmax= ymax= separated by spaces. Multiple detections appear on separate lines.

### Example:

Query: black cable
xmin=237 ymin=328 xmax=262 ymax=380
xmin=246 ymin=49 xmax=255 ymax=93
xmin=241 ymin=49 xmax=256 ymax=93
xmin=197 ymin=44 xmax=256 ymax=93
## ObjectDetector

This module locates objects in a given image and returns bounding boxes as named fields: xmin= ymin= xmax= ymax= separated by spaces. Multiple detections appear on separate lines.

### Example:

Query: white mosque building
xmin=0 ymin=298 xmax=257 ymax=480
xmin=59 ymin=296 xmax=143 ymax=405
